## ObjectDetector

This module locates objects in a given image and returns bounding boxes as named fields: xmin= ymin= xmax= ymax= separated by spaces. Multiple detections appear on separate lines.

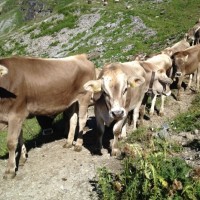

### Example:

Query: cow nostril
xmin=112 ymin=110 xmax=124 ymax=118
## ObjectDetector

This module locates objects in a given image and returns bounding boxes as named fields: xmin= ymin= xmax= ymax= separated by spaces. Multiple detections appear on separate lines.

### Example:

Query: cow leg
xmin=74 ymin=104 xmax=90 ymax=152
xmin=139 ymin=105 xmax=145 ymax=126
xmin=196 ymin=67 xmax=200 ymax=91
xmin=95 ymin=115 xmax=105 ymax=155
xmin=187 ymin=74 xmax=193 ymax=89
xmin=18 ymin=130 xmax=27 ymax=166
xmin=127 ymin=110 xmax=133 ymax=125
xmin=74 ymin=92 xmax=92 ymax=152
xmin=133 ymin=104 xmax=141 ymax=130
xmin=4 ymin=117 xmax=24 ymax=179
xmin=159 ymin=95 xmax=166 ymax=116
xmin=176 ymin=76 xmax=184 ymax=101
xmin=149 ymin=94 xmax=157 ymax=116
xmin=111 ymin=120 xmax=124 ymax=156
xmin=139 ymin=93 xmax=149 ymax=126
xmin=63 ymin=103 xmax=78 ymax=149
xmin=120 ymin=123 xmax=127 ymax=138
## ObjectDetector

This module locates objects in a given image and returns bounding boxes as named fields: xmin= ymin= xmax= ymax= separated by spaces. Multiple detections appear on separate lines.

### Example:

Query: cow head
xmin=0 ymin=65 xmax=8 ymax=77
xmin=185 ymin=32 xmax=195 ymax=46
xmin=84 ymin=63 xmax=145 ymax=120
xmin=171 ymin=52 xmax=188 ymax=78
xmin=139 ymin=62 xmax=173 ymax=96
xmin=153 ymin=69 xmax=173 ymax=96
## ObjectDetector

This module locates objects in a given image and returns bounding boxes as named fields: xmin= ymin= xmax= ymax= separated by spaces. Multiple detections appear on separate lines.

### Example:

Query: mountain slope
xmin=0 ymin=0 xmax=199 ymax=67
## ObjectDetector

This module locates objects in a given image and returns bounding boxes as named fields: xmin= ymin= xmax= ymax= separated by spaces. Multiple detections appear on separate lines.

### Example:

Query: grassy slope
xmin=0 ymin=0 xmax=200 ymax=156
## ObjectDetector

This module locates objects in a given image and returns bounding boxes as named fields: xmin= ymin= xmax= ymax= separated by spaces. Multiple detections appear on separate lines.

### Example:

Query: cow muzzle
xmin=163 ymin=89 xmax=171 ymax=96
xmin=109 ymin=108 xmax=126 ymax=119
xmin=175 ymin=72 xmax=182 ymax=77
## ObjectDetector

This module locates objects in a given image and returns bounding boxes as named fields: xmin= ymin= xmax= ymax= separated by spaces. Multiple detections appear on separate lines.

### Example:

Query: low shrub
xmin=97 ymin=143 xmax=200 ymax=200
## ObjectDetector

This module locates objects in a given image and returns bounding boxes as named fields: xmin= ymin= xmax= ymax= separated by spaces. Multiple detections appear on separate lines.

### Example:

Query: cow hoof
xmin=92 ymin=148 xmax=102 ymax=155
xmin=111 ymin=149 xmax=121 ymax=157
xmin=176 ymin=97 xmax=181 ymax=101
xmin=159 ymin=112 xmax=164 ymax=117
xmin=149 ymin=111 xmax=154 ymax=116
xmin=137 ymin=120 xmax=143 ymax=126
xmin=19 ymin=157 xmax=27 ymax=166
xmin=74 ymin=145 xmax=82 ymax=152
xmin=63 ymin=142 xmax=73 ymax=148
xmin=3 ymin=171 xmax=16 ymax=180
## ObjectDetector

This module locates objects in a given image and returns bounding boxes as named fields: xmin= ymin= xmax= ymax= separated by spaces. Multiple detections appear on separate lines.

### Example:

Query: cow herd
xmin=0 ymin=19 xmax=200 ymax=179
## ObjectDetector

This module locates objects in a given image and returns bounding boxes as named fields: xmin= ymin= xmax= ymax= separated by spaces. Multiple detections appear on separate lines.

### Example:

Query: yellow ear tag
xmin=94 ymin=85 xmax=101 ymax=92
xmin=129 ymin=81 xmax=136 ymax=88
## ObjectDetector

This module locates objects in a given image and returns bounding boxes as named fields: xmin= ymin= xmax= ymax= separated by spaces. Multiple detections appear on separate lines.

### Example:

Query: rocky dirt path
xmin=0 ymin=88 xmax=199 ymax=200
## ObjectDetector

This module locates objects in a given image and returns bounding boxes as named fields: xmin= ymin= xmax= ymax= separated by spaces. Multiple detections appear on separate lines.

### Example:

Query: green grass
xmin=0 ymin=1 xmax=200 ymax=198
xmin=0 ymin=118 xmax=41 ymax=157
xmin=0 ymin=131 xmax=7 ymax=157
xmin=30 ymin=15 xmax=78 ymax=39
xmin=171 ymin=93 xmax=200 ymax=132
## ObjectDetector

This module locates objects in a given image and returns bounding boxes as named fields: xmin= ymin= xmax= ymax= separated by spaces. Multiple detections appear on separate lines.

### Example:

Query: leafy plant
xmin=97 ymin=144 xmax=200 ymax=200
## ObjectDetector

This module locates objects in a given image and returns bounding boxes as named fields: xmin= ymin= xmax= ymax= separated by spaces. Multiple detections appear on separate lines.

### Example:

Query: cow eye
xmin=123 ymin=88 xmax=127 ymax=95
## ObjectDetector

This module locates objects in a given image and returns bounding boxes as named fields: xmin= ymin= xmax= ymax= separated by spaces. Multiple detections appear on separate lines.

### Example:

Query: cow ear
xmin=83 ymin=80 xmax=102 ymax=93
xmin=128 ymin=76 xmax=145 ymax=88
xmin=158 ymin=69 xmax=164 ymax=74
xmin=0 ymin=65 xmax=8 ymax=77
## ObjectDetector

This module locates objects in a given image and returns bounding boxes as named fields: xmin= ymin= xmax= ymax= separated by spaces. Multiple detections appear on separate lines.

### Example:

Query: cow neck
xmin=147 ymin=71 xmax=155 ymax=95
xmin=101 ymin=92 xmax=110 ymax=112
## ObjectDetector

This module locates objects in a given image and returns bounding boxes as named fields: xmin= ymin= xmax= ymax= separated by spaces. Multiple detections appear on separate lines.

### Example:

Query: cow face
xmin=185 ymin=32 xmax=195 ymax=46
xmin=139 ymin=62 xmax=172 ymax=96
xmin=0 ymin=65 xmax=8 ymax=77
xmin=84 ymin=65 xmax=145 ymax=120
xmin=171 ymin=53 xmax=188 ymax=77
xmin=151 ymin=69 xmax=173 ymax=96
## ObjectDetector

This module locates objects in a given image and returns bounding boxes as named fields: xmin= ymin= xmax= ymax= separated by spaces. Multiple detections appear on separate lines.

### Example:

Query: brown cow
xmin=0 ymin=54 xmax=95 ymax=179
xmin=141 ymin=53 xmax=172 ymax=116
xmin=84 ymin=61 xmax=172 ymax=156
xmin=142 ymin=41 xmax=190 ymax=116
xmin=185 ymin=19 xmax=200 ymax=45
xmin=162 ymin=39 xmax=190 ymax=57
xmin=171 ymin=44 xmax=200 ymax=100
xmin=162 ymin=39 xmax=195 ymax=89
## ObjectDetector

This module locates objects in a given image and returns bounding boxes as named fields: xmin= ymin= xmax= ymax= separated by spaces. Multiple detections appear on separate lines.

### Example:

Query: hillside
xmin=0 ymin=0 xmax=200 ymax=66
xmin=0 ymin=0 xmax=200 ymax=199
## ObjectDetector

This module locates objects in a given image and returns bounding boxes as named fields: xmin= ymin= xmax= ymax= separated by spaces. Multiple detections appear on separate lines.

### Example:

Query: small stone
xmin=194 ymin=129 xmax=199 ymax=135
xmin=158 ymin=129 xmax=170 ymax=139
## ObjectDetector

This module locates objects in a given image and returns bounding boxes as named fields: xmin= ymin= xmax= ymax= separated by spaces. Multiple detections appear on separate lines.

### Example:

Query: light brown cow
xmin=171 ymin=44 xmax=200 ymax=100
xmin=185 ymin=19 xmax=200 ymax=45
xmin=0 ymin=54 xmax=95 ymax=179
xmin=162 ymin=39 xmax=194 ymax=89
xmin=162 ymin=39 xmax=190 ymax=57
xmin=141 ymin=53 xmax=172 ymax=116
xmin=143 ymin=40 xmax=190 ymax=116
xmin=84 ymin=61 xmax=172 ymax=156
